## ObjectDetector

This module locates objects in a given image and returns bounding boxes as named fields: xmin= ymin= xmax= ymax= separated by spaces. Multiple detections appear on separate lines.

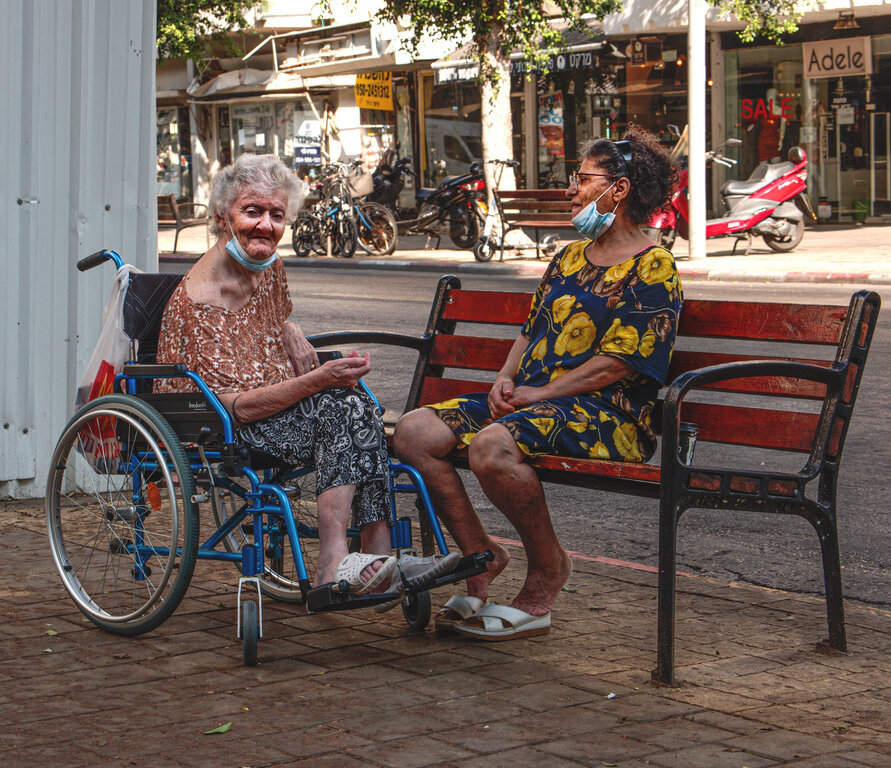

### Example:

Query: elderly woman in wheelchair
xmin=155 ymin=153 xmax=455 ymax=594
xmin=46 ymin=154 xmax=487 ymax=665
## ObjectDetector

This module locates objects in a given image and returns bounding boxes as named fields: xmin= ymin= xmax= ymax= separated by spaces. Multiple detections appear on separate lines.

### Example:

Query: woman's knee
xmin=394 ymin=408 xmax=453 ymax=461
xmin=468 ymin=424 xmax=521 ymax=477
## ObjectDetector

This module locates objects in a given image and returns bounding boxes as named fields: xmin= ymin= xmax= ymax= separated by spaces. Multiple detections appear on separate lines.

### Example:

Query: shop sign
xmin=355 ymin=72 xmax=394 ymax=111
xmin=436 ymin=63 xmax=479 ymax=83
xmin=509 ymin=50 xmax=598 ymax=76
xmin=803 ymin=37 xmax=871 ymax=79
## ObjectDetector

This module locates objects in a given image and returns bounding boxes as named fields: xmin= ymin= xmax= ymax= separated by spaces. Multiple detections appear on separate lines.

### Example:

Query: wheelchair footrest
xmin=304 ymin=550 xmax=493 ymax=614
xmin=400 ymin=551 xmax=493 ymax=595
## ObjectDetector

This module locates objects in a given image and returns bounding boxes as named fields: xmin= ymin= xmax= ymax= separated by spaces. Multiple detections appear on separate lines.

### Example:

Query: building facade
xmin=162 ymin=1 xmax=891 ymax=222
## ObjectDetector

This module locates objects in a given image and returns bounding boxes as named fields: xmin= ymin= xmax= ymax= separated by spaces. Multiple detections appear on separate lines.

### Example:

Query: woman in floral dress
xmin=394 ymin=126 xmax=681 ymax=640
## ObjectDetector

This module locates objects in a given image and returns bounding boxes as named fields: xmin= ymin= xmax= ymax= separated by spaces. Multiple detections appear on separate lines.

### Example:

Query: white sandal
xmin=333 ymin=552 xmax=397 ymax=595
xmin=434 ymin=594 xmax=486 ymax=632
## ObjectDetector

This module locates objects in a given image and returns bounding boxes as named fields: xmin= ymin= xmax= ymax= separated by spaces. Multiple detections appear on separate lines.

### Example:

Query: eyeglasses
xmin=568 ymin=171 xmax=617 ymax=187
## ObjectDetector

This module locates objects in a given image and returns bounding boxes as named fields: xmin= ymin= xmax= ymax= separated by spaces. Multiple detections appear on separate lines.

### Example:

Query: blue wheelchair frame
xmin=60 ymin=250 xmax=491 ymax=661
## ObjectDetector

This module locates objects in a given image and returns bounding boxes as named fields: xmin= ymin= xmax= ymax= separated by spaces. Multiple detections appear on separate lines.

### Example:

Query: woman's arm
xmin=507 ymin=354 xmax=632 ymax=409
xmin=282 ymin=321 xmax=319 ymax=375
xmin=218 ymin=353 xmax=371 ymax=424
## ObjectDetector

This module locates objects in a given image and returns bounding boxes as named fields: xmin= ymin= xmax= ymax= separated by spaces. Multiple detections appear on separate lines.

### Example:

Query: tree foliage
xmin=156 ymin=0 xmax=258 ymax=62
xmin=377 ymin=0 xmax=808 ymax=75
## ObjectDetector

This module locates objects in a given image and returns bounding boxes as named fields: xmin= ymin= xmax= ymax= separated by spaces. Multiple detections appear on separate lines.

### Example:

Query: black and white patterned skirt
xmin=237 ymin=387 xmax=393 ymax=527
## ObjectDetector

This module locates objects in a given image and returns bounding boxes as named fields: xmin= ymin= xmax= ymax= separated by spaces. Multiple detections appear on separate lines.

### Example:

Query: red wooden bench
xmin=310 ymin=277 xmax=880 ymax=686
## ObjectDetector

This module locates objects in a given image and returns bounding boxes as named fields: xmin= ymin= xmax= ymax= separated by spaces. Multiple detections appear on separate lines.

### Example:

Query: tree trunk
xmin=479 ymin=23 xmax=532 ymax=248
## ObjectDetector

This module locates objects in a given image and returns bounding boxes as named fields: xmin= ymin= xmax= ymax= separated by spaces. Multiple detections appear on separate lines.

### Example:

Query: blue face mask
xmin=224 ymin=219 xmax=278 ymax=272
xmin=571 ymin=182 xmax=619 ymax=239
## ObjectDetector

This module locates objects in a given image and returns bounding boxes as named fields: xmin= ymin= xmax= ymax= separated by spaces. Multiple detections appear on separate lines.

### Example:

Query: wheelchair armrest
xmin=122 ymin=363 xmax=188 ymax=378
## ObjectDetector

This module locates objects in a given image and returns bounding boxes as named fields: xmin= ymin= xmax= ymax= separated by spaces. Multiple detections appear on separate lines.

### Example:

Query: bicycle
xmin=292 ymin=163 xmax=357 ymax=258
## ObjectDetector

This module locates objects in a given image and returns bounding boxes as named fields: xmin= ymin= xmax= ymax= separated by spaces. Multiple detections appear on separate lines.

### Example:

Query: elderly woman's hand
xmin=488 ymin=375 xmax=516 ymax=419
xmin=283 ymin=322 xmax=320 ymax=375
xmin=315 ymin=351 xmax=371 ymax=390
xmin=505 ymin=385 xmax=544 ymax=410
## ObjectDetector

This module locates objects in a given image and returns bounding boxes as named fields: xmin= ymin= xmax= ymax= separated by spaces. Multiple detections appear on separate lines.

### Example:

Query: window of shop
xmin=231 ymin=103 xmax=276 ymax=158
xmin=725 ymin=33 xmax=891 ymax=221
xmin=156 ymin=106 xmax=192 ymax=200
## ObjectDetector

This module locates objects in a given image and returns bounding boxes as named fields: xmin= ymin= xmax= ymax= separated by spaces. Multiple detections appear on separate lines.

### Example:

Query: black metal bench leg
xmin=815 ymin=513 xmax=848 ymax=653
xmin=652 ymin=499 xmax=680 ymax=686
xmin=173 ymin=228 xmax=180 ymax=254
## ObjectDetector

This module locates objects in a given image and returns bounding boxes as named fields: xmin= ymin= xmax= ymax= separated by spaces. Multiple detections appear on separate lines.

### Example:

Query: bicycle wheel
xmin=355 ymin=201 xmax=398 ymax=256
xmin=336 ymin=215 xmax=357 ymax=258
xmin=46 ymin=395 xmax=198 ymax=635
xmin=291 ymin=212 xmax=316 ymax=257
xmin=212 ymin=469 xmax=320 ymax=604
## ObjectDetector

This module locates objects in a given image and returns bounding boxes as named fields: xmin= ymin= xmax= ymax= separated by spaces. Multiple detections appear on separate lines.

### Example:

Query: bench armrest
xmin=661 ymin=359 xmax=844 ymax=473
xmin=309 ymin=330 xmax=428 ymax=353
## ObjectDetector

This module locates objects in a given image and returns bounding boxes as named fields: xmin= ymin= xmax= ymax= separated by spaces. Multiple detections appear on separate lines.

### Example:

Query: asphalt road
xmin=163 ymin=262 xmax=890 ymax=608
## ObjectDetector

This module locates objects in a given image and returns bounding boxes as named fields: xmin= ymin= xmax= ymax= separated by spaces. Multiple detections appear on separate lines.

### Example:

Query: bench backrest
xmin=495 ymin=189 xmax=571 ymax=224
xmin=407 ymin=277 xmax=880 ymax=462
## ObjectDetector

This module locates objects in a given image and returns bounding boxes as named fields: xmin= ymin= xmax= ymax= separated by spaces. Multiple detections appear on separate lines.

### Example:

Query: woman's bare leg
xmin=394 ymin=408 xmax=510 ymax=600
xmin=468 ymin=424 xmax=572 ymax=616
xmin=315 ymin=483 xmax=387 ymax=587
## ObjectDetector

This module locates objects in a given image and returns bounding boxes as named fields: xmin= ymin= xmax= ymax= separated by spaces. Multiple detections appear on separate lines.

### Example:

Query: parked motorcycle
xmin=366 ymin=153 xmax=487 ymax=250
xmin=645 ymin=139 xmax=816 ymax=254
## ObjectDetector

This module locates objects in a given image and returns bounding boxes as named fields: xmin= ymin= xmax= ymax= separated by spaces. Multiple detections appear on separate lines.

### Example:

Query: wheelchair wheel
xmin=46 ymin=395 xmax=198 ymax=635
xmin=402 ymin=589 xmax=431 ymax=631
xmin=241 ymin=600 xmax=259 ymax=666
xmin=212 ymin=469 xmax=322 ymax=604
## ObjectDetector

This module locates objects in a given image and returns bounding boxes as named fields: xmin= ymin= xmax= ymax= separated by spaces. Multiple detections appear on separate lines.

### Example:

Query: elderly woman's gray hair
xmin=208 ymin=153 xmax=304 ymax=236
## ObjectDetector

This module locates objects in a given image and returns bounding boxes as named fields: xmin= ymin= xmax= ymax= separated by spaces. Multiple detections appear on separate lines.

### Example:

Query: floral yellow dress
xmin=427 ymin=241 xmax=682 ymax=462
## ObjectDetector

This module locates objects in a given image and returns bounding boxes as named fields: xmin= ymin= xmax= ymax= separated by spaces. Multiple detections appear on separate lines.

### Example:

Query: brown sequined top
xmin=154 ymin=258 xmax=293 ymax=394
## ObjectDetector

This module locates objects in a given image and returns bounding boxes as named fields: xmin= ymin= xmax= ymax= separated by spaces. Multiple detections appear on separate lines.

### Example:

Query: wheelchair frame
xmin=46 ymin=249 xmax=490 ymax=665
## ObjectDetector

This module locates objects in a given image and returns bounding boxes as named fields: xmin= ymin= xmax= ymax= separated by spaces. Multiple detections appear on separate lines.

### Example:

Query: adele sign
xmin=803 ymin=37 xmax=872 ymax=79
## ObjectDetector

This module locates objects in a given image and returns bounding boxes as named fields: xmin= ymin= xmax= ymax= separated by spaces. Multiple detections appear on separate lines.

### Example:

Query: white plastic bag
xmin=74 ymin=264 xmax=140 ymax=467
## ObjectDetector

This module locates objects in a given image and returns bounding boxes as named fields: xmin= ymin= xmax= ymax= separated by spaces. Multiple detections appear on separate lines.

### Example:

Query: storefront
xmin=723 ymin=18 xmax=891 ymax=221
xmin=156 ymin=106 xmax=193 ymax=200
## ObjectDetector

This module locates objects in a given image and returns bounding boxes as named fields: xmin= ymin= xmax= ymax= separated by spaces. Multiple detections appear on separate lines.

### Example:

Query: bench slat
xmin=444 ymin=290 xmax=532 ymax=324
xmin=528 ymin=454 xmax=661 ymax=483
xmin=679 ymin=300 xmax=846 ymax=344
xmin=430 ymin=335 xmax=514 ymax=371
xmin=495 ymin=189 xmax=567 ymax=200
xmin=676 ymin=401 xmax=818 ymax=452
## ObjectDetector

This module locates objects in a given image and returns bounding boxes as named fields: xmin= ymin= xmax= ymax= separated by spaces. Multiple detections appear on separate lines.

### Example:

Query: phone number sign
xmin=355 ymin=72 xmax=394 ymax=111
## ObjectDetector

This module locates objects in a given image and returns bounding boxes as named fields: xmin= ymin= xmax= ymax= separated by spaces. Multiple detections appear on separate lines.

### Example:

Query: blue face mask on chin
xmin=224 ymin=221 xmax=278 ymax=272
xmin=571 ymin=182 xmax=620 ymax=239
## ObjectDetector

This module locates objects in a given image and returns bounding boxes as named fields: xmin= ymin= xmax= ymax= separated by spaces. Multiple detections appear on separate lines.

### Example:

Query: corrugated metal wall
xmin=0 ymin=0 xmax=156 ymax=498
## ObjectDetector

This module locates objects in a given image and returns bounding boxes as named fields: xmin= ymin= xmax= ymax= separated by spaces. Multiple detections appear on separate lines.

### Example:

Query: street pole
xmin=687 ymin=0 xmax=707 ymax=260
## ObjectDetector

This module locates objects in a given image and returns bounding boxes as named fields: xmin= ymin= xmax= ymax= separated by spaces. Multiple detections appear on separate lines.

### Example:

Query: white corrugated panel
xmin=0 ymin=0 xmax=156 ymax=497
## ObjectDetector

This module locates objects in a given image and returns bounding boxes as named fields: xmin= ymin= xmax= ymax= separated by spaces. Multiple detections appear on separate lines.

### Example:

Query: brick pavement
xmin=2 ymin=498 xmax=889 ymax=767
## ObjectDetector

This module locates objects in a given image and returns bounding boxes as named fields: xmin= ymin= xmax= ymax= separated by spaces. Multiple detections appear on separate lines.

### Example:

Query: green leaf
xmin=204 ymin=722 xmax=232 ymax=734
xmin=589 ymin=605 xmax=604 ymax=611
xmin=561 ymin=587 xmax=577 ymax=593
xmin=46 ymin=630 xmax=58 ymax=636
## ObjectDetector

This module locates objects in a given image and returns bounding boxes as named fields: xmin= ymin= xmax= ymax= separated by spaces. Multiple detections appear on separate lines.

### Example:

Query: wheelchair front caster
xmin=402 ymin=590 xmax=431 ymax=630
xmin=242 ymin=600 xmax=259 ymax=666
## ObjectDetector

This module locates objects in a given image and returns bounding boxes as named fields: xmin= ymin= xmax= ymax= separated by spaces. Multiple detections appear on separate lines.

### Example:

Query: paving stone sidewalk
xmin=157 ymin=223 xmax=891 ymax=285
xmin=2 ymin=498 xmax=889 ymax=768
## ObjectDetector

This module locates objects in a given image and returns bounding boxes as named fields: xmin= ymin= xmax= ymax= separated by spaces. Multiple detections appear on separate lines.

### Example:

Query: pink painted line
xmin=489 ymin=535 xmax=692 ymax=577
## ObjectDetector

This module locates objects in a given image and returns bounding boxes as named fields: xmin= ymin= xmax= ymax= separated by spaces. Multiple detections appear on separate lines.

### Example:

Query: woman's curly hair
xmin=578 ymin=125 xmax=678 ymax=225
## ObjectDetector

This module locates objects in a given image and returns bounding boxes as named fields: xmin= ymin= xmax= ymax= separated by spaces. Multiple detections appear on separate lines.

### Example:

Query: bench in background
xmin=158 ymin=194 xmax=209 ymax=254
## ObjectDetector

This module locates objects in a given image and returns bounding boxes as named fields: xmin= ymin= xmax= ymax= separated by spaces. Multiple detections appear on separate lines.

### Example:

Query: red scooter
xmin=645 ymin=138 xmax=816 ymax=255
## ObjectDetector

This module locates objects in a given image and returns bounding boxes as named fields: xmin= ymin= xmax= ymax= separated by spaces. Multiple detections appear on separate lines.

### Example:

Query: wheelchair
xmin=46 ymin=249 xmax=490 ymax=665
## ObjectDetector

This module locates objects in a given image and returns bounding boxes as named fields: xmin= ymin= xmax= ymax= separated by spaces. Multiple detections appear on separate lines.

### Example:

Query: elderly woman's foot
xmin=511 ymin=548 xmax=573 ymax=616
xmin=464 ymin=540 xmax=511 ymax=601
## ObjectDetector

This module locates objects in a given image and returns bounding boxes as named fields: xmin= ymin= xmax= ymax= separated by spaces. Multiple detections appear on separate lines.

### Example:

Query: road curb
xmin=159 ymin=252 xmax=891 ymax=284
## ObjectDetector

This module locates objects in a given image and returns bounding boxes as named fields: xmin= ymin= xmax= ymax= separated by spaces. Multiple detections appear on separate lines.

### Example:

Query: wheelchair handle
xmin=77 ymin=249 xmax=124 ymax=271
